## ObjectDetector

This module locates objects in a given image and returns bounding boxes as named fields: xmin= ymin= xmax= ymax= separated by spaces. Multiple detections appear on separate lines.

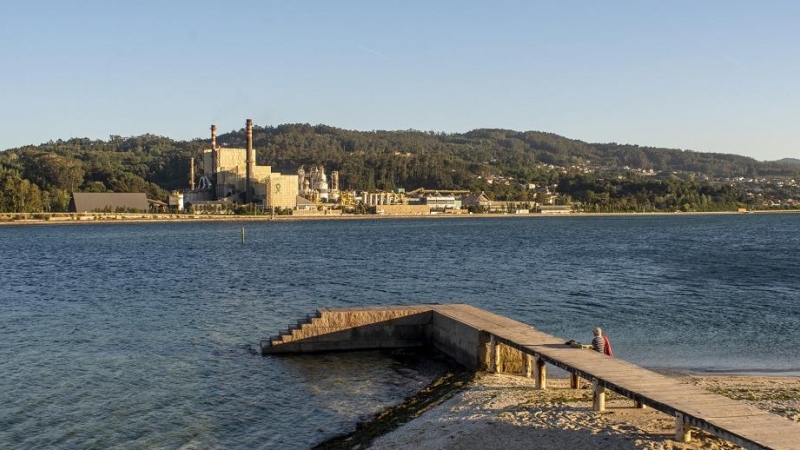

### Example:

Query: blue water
xmin=1 ymin=214 xmax=798 ymax=448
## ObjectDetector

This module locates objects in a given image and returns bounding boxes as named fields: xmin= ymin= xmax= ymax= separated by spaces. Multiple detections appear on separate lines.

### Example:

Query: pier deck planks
xmin=268 ymin=304 xmax=799 ymax=449
xmin=431 ymin=304 xmax=800 ymax=450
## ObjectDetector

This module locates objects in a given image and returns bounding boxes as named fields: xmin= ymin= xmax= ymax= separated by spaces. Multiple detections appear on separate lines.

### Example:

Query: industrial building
xmin=186 ymin=120 xmax=298 ymax=210
xmin=298 ymin=166 xmax=340 ymax=203
xmin=69 ymin=193 xmax=150 ymax=213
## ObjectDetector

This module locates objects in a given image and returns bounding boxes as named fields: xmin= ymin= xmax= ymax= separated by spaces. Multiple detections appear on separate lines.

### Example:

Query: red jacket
xmin=603 ymin=335 xmax=613 ymax=357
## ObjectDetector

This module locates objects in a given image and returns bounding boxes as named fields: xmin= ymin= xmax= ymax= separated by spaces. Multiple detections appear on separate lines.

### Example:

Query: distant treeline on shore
xmin=1 ymin=124 xmax=798 ymax=213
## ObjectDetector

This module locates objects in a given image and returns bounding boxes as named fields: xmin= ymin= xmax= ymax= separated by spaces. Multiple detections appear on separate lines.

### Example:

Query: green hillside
xmin=0 ymin=124 xmax=797 ymax=213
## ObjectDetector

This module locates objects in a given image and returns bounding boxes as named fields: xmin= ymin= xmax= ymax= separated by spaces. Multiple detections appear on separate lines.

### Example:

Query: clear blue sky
xmin=2 ymin=0 xmax=799 ymax=161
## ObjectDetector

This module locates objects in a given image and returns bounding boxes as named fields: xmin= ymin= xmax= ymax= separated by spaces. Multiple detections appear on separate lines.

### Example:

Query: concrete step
xmin=302 ymin=312 xmax=320 ymax=324
xmin=265 ymin=310 xmax=330 ymax=349
xmin=261 ymin=311 xmax=331 ymax=354
xmin=279 ymin=329 xmax=292 ymax=338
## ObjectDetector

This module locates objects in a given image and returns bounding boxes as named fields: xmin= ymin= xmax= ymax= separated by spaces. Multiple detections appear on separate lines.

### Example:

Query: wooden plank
xmin=553 ymin=359 xmax=656 ymax=371
xmin=558 ymin=364 xmax=649 ymax=373
xmin=599 ymin=376 xmax=702 ymax=386
xmin=707 ymin=416 xmax=798 ymax=428
xmin=685 ymin=409 xmax=772 ymax=420
xmin=721 ymin=433 xmax=799 ymax=444
xmin=592 ymin=371 xmax=678 ymax=380
xmin=645 ymin=401 xmax=752 ymax=415
xmin=699 ymin=423 xmax=800 ymax=446
xmin=622 ymin=393 xmax=724 ymax=405
xmin=678 ymin=397 xmax=760 ymax=407
xmin=641 ymin=398 xmax=757 ymax=414
xmin=607 ymin=386 xmax=694 ymax=396
xmin=607 ymin=384 xmax=711 ymax=395
xmin=603 ymin=379 xmax=691 ymax=388
xmin=678 ymin=404 xmax=767 ymax=415
xmin=541 ymin=357 xmax=646 ymax=370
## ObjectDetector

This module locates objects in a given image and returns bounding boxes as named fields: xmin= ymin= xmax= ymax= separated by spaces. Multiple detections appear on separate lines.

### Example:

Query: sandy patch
xmin=370 ymin=373 xmax=800 ymax=450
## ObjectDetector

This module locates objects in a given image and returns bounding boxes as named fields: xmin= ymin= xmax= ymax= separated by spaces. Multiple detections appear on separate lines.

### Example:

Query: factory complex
xmin=169 ymin=119 xmax=566 ymax=216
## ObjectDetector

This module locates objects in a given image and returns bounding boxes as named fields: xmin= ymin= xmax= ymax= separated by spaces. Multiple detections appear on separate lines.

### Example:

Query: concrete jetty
xmin=262 ymin=304 xmax=800 ymax=449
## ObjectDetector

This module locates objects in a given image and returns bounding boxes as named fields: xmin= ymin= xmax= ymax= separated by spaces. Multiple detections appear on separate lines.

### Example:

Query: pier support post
xmin=570 ymin=373 xmax=580 ymax=389
xmin=676 ymin=413 xmax=692 ymax=443
xmin=525 ymin=353 xmax=533 ymax=378
xmin=534 ymin=356 xmax=547 ymax=390
xmin=494 ymin=339 xmax=502 ymax=373
xmin=592 ymin=380 xmax=606 ymax=412
xmin=489 ymin=335 xmax=497 ymax=373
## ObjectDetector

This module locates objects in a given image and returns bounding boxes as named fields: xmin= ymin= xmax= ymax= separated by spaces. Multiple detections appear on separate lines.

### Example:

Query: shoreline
xmin=1 ymin=209 xmax=798 ymax=227
xmin=318 ymin=369 xmax=800 ymax=449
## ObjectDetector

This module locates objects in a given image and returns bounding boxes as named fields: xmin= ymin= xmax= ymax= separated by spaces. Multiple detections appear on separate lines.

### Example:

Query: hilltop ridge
xmin=0 ymin=124 xmax=797 ymax=213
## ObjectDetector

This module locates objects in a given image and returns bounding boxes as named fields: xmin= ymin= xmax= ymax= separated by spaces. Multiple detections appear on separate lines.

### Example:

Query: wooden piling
xmin=676 ymin=413 xmax=692 ymax=443
xmin=489 ymin=335 xmax=497 ymax=373
xmin=534 ymin=356 xmax=546 ymax=390
xmin=494 ymin=341 xmax=502 ymax=373
xmin=592 ymin=379 xmax=606 ymax=412
xmin=570 ymin=373 xmax=580 ymax=389
xmin=525 ymin=353 xmax=533 ymax=378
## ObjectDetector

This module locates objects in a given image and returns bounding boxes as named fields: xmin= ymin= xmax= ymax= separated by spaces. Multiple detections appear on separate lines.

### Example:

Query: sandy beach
xmin=366 ymin=373 xmax=800 ymax=450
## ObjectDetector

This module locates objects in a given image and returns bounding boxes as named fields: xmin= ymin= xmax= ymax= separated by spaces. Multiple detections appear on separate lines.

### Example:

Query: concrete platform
xmin=263 ymin=304 xmax=800 ymax=449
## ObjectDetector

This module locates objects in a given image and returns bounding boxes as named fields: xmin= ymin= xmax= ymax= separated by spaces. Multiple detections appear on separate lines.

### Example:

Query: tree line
xmin=0 ymin=124 xmax=797 ymax=213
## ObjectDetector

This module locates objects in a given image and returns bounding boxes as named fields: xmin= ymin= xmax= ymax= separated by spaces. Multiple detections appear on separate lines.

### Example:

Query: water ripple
xmin=0 ymin=215 xmax=798 ymax=448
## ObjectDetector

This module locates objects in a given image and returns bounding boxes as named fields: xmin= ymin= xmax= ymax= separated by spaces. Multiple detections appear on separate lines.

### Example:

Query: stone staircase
xmin=260 ymin=306 xmax=433 ymax=355
xmin=260 ymin=310 xmax=323 ymax=353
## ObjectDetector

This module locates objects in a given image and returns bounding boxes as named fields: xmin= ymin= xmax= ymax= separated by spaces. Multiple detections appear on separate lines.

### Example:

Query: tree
xmin=23 ymin=152 xmax=84 ymax=192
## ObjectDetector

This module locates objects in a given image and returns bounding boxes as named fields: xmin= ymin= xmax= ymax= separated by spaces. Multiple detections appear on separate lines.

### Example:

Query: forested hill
xmin=217 ymin=125 xmax=797 ymax=181
xmin=777 ymin=158 xmax=800 ymax=166
xmin=0 ymin=124 xmax=797 ymax=212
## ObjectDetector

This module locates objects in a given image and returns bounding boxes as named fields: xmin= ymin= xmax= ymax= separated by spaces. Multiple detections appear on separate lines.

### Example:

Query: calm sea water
xmin=1 ymin=214 xmax=798 ymax=448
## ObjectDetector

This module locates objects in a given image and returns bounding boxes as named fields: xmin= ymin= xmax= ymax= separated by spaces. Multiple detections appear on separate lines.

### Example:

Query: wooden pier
xmin=263 ymin=304 xmax=800 ymax=449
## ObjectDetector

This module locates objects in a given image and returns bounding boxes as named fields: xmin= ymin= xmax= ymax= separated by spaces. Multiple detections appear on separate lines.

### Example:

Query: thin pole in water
xmin=241 ymin=226 xmax=245 ymax=244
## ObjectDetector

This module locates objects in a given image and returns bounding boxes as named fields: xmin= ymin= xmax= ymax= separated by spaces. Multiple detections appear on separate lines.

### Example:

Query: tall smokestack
xmin=211 ymin=125 xmax=219 ymax=195
xmin=210 ymin=125 xmax=217 ymax=199
xmin=189 ymin=157 xmax=195 ymax=190
xmin=245 ymin=119 xmax=253 ymax=204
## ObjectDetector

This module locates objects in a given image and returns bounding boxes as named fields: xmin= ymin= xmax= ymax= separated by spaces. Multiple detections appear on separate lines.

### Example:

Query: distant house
xmin=460 ymin=192 xmax=492 ymax=209
xmin=295 ymin=195 xmax=317 ymax=211
xmin=149 ymin=199 xmax=169 ymax=213
xmin=69 ymin=193 xmax=150 ymax=213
